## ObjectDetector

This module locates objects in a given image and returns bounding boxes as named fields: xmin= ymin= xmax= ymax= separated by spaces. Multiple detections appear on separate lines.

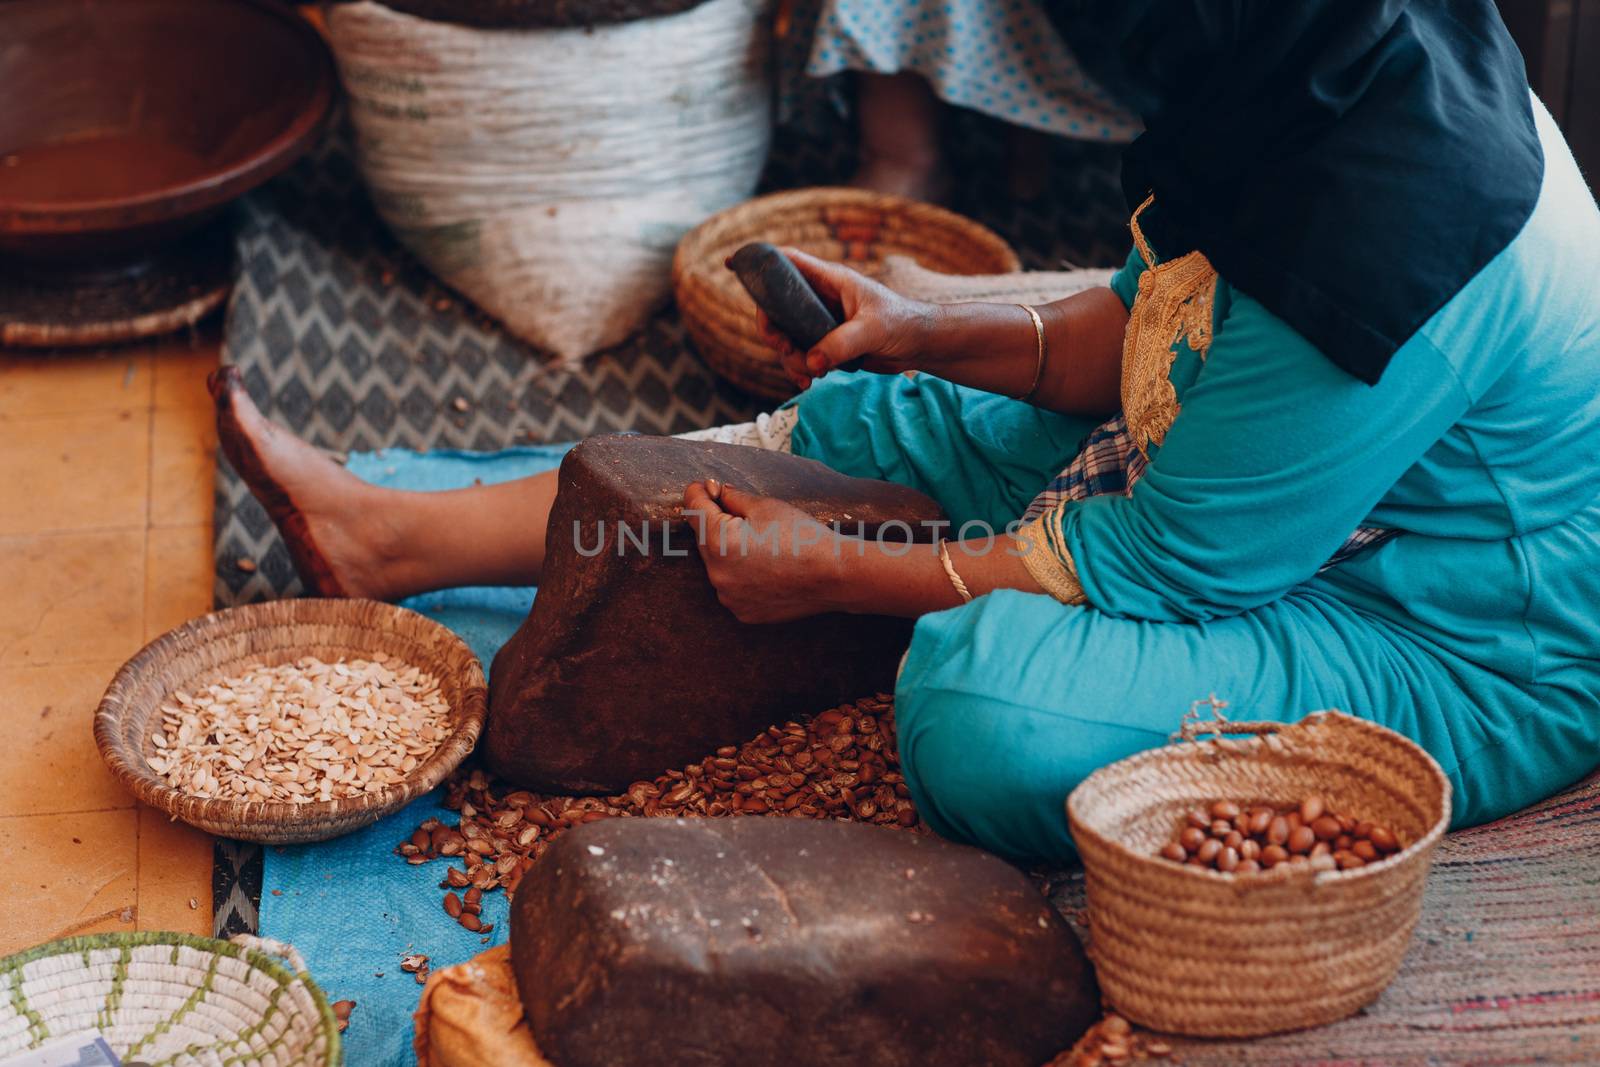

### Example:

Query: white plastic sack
xmin=327 ymin=0 xmax=772 ymax=361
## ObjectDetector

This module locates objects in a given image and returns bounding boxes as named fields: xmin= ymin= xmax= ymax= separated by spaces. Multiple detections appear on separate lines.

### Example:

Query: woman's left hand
xmin=683 ymin=480 xmax=846 ymax=623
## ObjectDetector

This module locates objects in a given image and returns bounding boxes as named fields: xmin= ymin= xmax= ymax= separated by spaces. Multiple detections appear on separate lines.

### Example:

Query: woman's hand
xmin=759 ymin=247 xmax=940 ymax=390
xmin=683 ymin=479 xmax=846 ymax=623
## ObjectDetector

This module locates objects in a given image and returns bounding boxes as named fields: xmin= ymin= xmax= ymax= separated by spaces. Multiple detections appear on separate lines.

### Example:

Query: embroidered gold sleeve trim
xmin=1122 ymin=195 xmax=1219 ymax=458
xmin=1017 ymin=512 xmax=1088 ymax=605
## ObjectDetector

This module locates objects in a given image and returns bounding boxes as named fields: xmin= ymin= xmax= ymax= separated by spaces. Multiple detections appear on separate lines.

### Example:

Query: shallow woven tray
xmin=95 ymin=598 xmax=487 ymax=844
xmin=673 ymin=187 xmax=1021 ymax=399
xmin=0 ymin=933 xmax=339 ymax=1065
xmin=1067 ymin=709 xmax=1451 ymax=1038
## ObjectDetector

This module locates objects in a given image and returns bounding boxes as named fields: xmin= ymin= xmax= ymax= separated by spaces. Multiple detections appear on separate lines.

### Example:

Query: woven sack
xmin=1068 ymin=708 xmax=1451 ymax=1038
xmin=0 ymin=934 xmax=339 ymax=1065
xmin=327 ymin=0 xmax=771 ymax=362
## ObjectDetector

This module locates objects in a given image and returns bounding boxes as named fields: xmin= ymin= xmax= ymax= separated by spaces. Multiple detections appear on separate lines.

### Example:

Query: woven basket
xmin=1067 ymin=709 xmax=1452 ymax=1038
xmin=0 ymin=933 xmax=339 ymax=1065
xmin=95 ymin=598 xmax=487 ymax=844
xmin=673 ymin=188 xmax=1021 ymax=399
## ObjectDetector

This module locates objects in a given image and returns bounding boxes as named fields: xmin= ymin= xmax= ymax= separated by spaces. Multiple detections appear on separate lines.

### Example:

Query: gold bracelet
xmin=1017 ymin=303 xmax=1047 ymax=402
xmin=938 ymin=539 xmax=974 ymax=603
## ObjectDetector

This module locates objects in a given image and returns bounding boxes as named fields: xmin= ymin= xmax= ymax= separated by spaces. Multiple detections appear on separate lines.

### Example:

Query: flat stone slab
xmin=485 ymin=433 xmax=944 ymax=794
xmin=511 ymin=817 xmax=1099 ymax=1067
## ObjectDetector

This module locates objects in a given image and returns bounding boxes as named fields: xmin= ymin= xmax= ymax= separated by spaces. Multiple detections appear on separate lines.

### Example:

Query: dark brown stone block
xmin=511 ymin=818 xmax=1099 ymax=1067
xmin=485 ymin=433 xmax=944 ymax=794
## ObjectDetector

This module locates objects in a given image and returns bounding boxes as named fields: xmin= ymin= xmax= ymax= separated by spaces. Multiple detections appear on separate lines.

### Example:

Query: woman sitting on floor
xmin=214 ymin=0 xmax=1600 ymax=863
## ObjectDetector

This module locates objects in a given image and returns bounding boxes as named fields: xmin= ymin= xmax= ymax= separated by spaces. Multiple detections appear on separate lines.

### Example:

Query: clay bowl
xmin=0 ymin=0 xmax=336 ymax=269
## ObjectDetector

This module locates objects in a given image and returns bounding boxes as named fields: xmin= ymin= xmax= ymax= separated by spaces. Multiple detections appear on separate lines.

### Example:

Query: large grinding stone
xmin=511 ymin=818 xmax=1099 ymax=1067
xmin=485 ymin=434 xmax=944 ymax=793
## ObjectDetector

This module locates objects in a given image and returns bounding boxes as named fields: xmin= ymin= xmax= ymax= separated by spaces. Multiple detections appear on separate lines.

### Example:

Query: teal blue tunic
xmin=789 ymin=99 xmax=1600 ymax=861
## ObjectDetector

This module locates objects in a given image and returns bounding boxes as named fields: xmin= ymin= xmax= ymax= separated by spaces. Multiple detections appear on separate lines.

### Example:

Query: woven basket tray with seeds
xmin=1067 ymin=706 xmax=1451 ymax=1038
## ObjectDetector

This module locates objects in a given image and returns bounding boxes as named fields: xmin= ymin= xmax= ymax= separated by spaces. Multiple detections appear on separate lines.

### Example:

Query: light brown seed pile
xmin=148 ymin=655 xmax=451 ymax=804
xmin=1158 ymin=795 xmax=1403 ymax=874
xmin=399 ymin=695 xmax=922 ymax=934
xmin=1047 ymin=1013 xmax=1173 ymax=1066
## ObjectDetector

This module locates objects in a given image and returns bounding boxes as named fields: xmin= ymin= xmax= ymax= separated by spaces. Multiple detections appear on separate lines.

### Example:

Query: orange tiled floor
xmin=0 ymin=330 xmax=221 ymax=955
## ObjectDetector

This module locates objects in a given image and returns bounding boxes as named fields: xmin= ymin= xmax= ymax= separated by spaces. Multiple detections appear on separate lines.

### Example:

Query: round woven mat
xmin=0 ymin=223 xmax=232 ymax=349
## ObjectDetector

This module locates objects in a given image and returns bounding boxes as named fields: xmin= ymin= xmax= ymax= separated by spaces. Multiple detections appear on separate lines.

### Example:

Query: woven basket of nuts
xmin=1066 ymin=706 xmax=1451 ymax=1038
xmin=94 ymin=598 xmax=486 ymax=844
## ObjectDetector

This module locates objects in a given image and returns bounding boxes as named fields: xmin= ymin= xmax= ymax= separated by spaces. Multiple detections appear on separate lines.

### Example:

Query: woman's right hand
xmin=760 ymin=247 xmax=939 ymax=390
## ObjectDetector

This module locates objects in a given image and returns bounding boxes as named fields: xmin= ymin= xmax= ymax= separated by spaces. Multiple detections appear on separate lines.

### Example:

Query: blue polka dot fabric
xmin=781 ymin=0 xmax=1140 ymax=142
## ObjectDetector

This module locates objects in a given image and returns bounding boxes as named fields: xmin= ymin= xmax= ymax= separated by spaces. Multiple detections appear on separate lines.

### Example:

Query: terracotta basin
xmin=0 ymin=0 xmax=336 ymax=267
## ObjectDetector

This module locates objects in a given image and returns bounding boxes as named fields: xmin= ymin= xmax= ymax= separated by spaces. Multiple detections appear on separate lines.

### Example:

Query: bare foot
xmin=850 ymin=156 xmax=953 ymax=204
xmin=209 ymin=367 xmax=401 ymax=599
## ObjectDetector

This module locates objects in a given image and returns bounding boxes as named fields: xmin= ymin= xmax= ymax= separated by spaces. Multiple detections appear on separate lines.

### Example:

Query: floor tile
xmin=149 ymin=403 xmax=216 ymax=528
xmin=0 ymin=529 xmax=147 ymax=667
xmin=137 ymin=805 xmax=212 ymax=936
xmin=0 ymin=409 xmax=150 ymax=536
xmin=151 ymin=334 xmax=221 ymax=411
xmin=0 ymin=809 xmax=139 ymax=955
xmin=144 ymin=524 xmax=215 ymax=640
xmin=0 ymin=349 xmax=152 ymax=418
xmin=0 ymin=661 xmax=134 ymax=819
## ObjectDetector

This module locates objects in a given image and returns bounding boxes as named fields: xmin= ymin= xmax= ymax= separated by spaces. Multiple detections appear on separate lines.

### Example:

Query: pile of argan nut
xmin=1046 ymin=1013 xmax=1172 ymax=1066
xmin=1159 ymin=795 xmax=1402 ymax=873
xmin=398 ymin=695 xmax=923 ymax=935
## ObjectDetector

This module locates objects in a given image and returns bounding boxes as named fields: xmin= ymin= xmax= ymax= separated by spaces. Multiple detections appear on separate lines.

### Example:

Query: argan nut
xmin=1368 ymin=825 xmax=1400 ymax=852
xmin=1160 ymin=842 xmax=1188 ymax=863
xmin=1267 ymin=816 xmax=1290 ymax=846
xmin=1186 ymin=809 xmax=1211 ymax=829
xmin=1217 ymin=846 xmax=1240 ymax=873
xmin=460 ymin=912 xmax=483 ymax=933
xmin=1261 ymin=844 xmax=1288 ymax=867
xmin=1311 ymin=815 xmax=1343 ymax=841
xmin=1299 ymin=794 xmax=1325 ymax=823
xmin=1223 ymin=830 xmax=1243 ymax=850
xmin=1236 ymin=859 xmax=1260 ymax=873
xmin=1248 ymin=808 xmax=1273 ymax=835
xmin=1309 ymin=853 xmax=1338 ymax=872
xmin=1179 ymin=827 xmax=1207 ymax=852
xmin=1210 ymin=800 xmax=1242 ymax=821
xmin=1310 ymin=841 xmax=1331 ymax=859
xmin=1352 ymin=839 xmax=1380 ymax=862
xmin=1288 ymin=826 xmax=1316 ymax=854
xmin=1336 ymin=851 xmax=1366 ymax=870
xmin=1210 ymin=819 xmax=1234 ymax=838
xmin=444 ymin=893 xmax=463 ymax=919
xmin=1239 ymin=839 xmax=1261 ymax=862
xmin=1335 ymin=834 xmax=1355 ymax=852
xmin=1196 ymin=839 xmax=1223 ymax=864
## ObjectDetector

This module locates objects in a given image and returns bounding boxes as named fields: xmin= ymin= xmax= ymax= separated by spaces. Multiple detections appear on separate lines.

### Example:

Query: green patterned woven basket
xmin=0 ymin=933 xmax=340 ymax=1065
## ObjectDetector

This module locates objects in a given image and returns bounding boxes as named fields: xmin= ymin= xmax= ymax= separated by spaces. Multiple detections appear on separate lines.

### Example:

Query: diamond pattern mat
xmin=208 ymin=107 xmax=1129 ymax=936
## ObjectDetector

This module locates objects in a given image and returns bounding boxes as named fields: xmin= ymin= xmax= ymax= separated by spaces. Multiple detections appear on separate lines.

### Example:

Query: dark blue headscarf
xmin=1050 ymin=0 xmax=1544 ymax=383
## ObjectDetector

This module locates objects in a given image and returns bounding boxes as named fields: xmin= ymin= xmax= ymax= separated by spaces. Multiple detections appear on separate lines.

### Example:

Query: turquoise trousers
xmin=790 ymin=371 xmax=1593 ymax=863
